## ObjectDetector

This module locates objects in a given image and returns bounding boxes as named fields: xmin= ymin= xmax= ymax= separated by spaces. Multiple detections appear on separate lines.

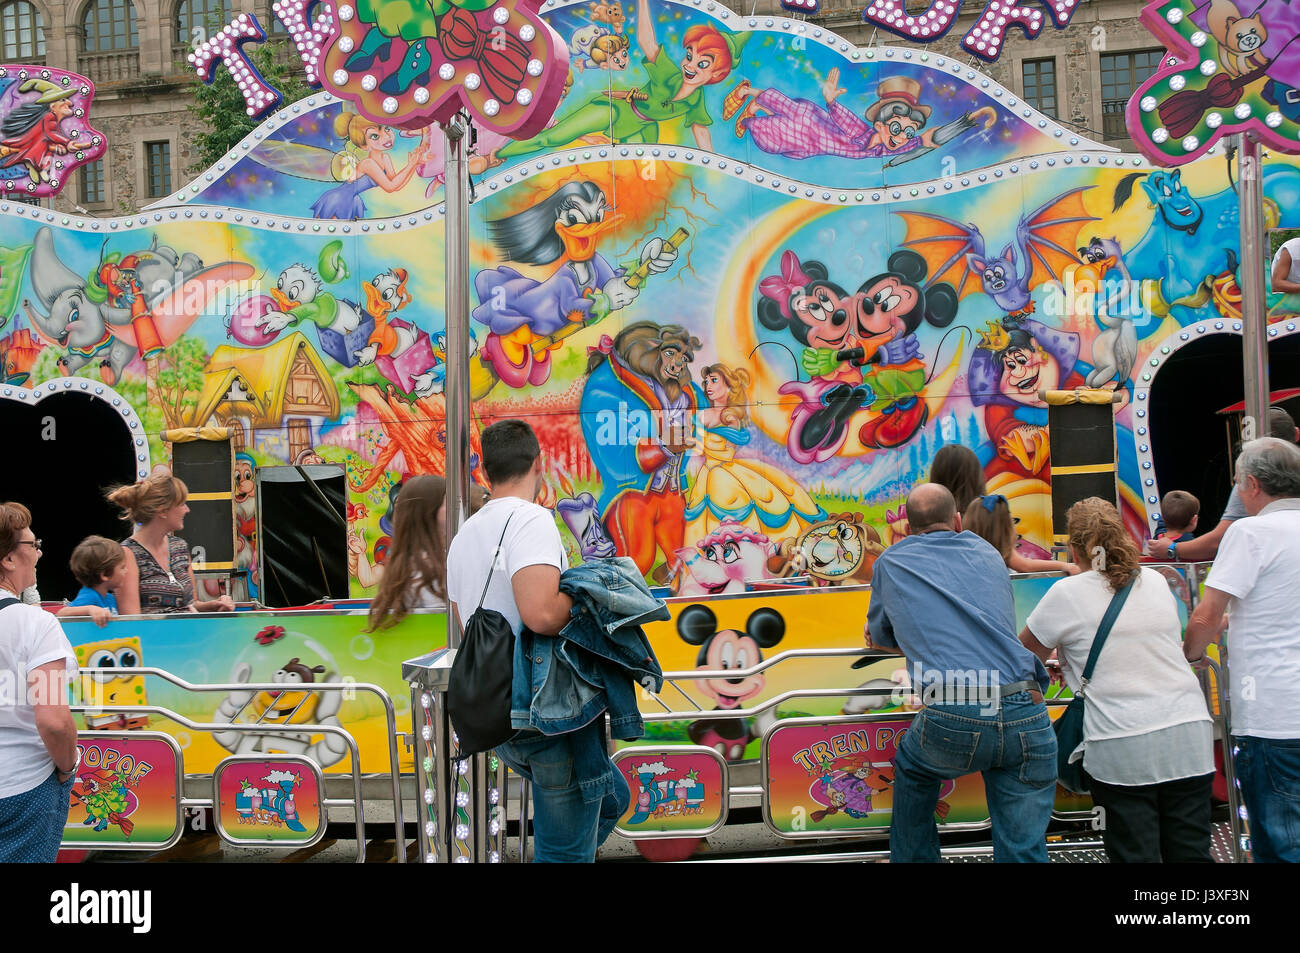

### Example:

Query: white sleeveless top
xmin=1271 ymin=236 xmax=1300 ymax=285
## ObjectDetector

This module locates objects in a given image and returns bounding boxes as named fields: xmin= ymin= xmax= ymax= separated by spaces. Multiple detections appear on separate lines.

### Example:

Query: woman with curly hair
xmin=1018 ymin=497 xmax=1213 ymax=862
xmin=685 ymin=362 xmax=823 ymax=540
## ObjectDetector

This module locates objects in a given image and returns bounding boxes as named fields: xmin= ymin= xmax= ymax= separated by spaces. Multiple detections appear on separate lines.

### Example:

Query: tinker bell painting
xmin=189 ymin=101 xmax=507 ymax=218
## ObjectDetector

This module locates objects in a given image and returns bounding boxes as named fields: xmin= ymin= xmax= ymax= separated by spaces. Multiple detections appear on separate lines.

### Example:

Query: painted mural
xmin=5 ymin=0 xmax=1300 ymax=597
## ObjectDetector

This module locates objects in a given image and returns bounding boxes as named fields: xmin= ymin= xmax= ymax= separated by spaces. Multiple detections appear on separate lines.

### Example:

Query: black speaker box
xmin=255 ymin=464 xmax=348 ymax=607
xmin=170 ymin=437 xmax=235 ymax=569
xmin=1047 ymin=400 xmax=1118 ymax=540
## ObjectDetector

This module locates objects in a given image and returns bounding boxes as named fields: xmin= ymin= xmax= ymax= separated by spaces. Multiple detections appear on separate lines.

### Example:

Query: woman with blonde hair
xmin=1019 ymin=497 xmax=1213 ymax=862
xmin=311 ymin=109 xmax=429 ymax=220
xmin=963 ymin=493 xmax=1077 ymax=575
xmin=684 ymin=362 xmax=824 ymax=539
xmin=107 ymin=467 xmax=234 ymax=615
xmin=0 ymin=502 xmax=79 ymax=861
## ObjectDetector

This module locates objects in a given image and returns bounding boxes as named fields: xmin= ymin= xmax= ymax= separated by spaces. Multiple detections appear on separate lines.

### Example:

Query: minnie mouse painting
xmin=757 ymin=249 xmax=958 ymax=461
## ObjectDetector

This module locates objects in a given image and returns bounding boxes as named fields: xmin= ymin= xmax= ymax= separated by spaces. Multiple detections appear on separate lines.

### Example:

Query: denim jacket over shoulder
xmin=510 ymin=557 xmax=668 ymax=741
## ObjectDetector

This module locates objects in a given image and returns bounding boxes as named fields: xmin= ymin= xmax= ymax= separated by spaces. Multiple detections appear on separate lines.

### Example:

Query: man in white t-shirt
xmin=1185 ymin=437 xmax=1300 ymax=863
xmin=447 ymin=419 xmax=605 ymax=862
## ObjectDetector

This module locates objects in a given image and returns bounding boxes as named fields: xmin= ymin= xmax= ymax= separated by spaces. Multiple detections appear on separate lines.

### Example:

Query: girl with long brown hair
xmin=367 ymin=476 xmax=485 ymax=631
xmin=929 ymin=444 xmax=986 ymax=517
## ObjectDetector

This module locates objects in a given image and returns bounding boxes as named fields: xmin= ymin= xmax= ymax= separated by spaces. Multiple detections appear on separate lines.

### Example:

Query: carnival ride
xmin=0 ymin=0 xmax=1289 ymax=861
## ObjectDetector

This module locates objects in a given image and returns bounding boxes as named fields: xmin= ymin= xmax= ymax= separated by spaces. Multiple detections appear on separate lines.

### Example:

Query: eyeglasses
xmin=16 ymin=539 xmax=40 ymax=551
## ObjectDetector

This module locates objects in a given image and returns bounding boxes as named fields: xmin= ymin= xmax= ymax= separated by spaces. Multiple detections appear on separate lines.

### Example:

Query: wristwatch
xmin=1169 ymin=541 xmax=1178 ymax=561
xmin=57 ymin=745 xmax=82 ymax=783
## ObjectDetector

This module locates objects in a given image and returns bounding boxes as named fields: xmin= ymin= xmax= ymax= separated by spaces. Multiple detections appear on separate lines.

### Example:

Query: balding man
xmin=1184 ymin=437 xmax=1300 ymax=862
xmin=864 ymin=483 xmax=1056 ymax=862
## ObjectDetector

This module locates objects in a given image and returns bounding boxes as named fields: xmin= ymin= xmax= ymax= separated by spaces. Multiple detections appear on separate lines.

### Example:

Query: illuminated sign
xmin=778 ymin=0 xmax=1084 ymax=62
xmin=1126 ymin=0 xmax=1300 ymax=166
xmin=188 ymin=0 xmax=569 ymax=138
xmin=0 ymin=66 xmax=106 ymax=199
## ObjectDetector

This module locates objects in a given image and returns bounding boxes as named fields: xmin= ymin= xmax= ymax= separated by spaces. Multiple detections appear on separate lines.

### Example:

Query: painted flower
xmin=255 ymin=625 xmax=285 ymax=646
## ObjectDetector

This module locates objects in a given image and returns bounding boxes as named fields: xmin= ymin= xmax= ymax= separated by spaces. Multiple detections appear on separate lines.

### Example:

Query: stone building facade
xmin=12 ymin=0 xmax=1158 ymax=217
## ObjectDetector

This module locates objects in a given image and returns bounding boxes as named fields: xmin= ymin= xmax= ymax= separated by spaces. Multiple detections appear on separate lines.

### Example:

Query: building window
xmin=82 ymin=0 xmax=139 ymax=51
xmin=176 ymin=0 xmax=226 ymax=46
xmin=1022 ymin=57 xmax=1057 ymax=118
xmin=266 ymin=2 xmax=287 ymax=32
xmin=1101 ymin=49 xmax=1163 ymax=139
xmin=80 ymin=159 xmax=104 ymax=204
xmin=145 ymin=141 xmax=172 ymax=198
xmin=1 ymin=1 xmax=45 ymax=59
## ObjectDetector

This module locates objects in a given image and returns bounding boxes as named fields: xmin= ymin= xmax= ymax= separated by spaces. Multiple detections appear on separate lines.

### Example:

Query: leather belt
xmin=925 ymin=679 xmax=1044 ymax=706
xmin=998 ymin=679 xmax=1044 ymax=704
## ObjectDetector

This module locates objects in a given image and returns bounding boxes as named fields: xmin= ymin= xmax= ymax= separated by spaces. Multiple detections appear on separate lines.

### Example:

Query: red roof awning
xmin=1216 ymin=388 xmax=1300 ymax=414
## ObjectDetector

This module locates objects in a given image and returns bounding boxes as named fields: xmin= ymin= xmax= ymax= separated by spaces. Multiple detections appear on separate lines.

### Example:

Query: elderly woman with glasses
xmin=0 ymin=501 xmax=80 ymax=862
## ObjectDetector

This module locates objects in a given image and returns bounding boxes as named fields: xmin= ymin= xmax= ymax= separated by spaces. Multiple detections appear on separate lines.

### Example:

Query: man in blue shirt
xmin=864 ymin=483 xmax=1056 ymax=862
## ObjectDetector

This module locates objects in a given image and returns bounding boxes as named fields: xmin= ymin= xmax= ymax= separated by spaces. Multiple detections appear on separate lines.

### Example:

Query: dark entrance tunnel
xmin=0 ymin=390 xmax=139 ymax=600
xmin=1149 ymin=332 xmax=1300 ymax=531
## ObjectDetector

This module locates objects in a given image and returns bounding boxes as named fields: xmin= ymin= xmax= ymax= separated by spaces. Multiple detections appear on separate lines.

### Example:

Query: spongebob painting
xmin=74 ymin=636 xmax=148 ymax=731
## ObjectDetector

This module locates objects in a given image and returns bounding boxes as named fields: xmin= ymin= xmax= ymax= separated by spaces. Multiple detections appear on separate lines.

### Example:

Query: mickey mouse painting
xmin=758 ymin=248 xmax=959 ymax=461
xmin=677 ymin=604 xmax=785 ymax=761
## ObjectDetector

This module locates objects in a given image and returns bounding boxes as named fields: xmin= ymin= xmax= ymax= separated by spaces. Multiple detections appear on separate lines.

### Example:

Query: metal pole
xmin=1238 ymin=133 xmax=1270 ymax=435
xmin=442 ymin=111 xmax=473 ymax=648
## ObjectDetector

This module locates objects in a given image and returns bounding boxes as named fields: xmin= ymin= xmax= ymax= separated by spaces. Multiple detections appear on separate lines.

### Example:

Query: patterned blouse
xmin=124 ymin=537 xmax=194 ymax=614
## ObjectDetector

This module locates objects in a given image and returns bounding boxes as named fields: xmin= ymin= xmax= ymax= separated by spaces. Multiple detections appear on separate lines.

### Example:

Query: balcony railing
xmin=78 ymin=50 xmax=141 ymax=84
xmin=1102 ymin=99 xmax=1129 ymax=140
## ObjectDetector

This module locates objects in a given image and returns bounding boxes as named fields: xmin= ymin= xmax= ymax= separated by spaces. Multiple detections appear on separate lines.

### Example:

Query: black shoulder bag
xmin=447 ymin=515 xmax=516 ymax=757
xmin=1054 ymin=572 xmax=1136 ymax=794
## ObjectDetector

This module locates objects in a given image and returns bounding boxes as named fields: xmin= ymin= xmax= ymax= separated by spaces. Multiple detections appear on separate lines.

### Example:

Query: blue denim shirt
xmin=511 ymin=558 xmax=667 ymax=740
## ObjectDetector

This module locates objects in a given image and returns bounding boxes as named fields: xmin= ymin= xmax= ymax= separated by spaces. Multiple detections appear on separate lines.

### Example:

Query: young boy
xmin=1156 ymin=490 xmax=1200 ymax=546
xmin=57 ymin=536 xmax=127 ymax=628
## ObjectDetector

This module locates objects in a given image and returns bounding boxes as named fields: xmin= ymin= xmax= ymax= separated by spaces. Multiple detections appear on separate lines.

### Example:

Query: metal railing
xmin=65 ymin=666 xmax=406 ymax=862
xmin=405 ymin=562 xmax=1243 ymax=863
xmin=403 ymin=650 xmax=508 ymax=863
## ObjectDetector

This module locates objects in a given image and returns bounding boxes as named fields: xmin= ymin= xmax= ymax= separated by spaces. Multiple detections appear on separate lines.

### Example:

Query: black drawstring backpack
xmin=447 ymin=515 xmax=516 ymax=757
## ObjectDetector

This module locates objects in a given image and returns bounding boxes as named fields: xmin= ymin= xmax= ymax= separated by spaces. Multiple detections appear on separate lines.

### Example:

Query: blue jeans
xmin=0 ymin=770 xmax=74 ymax=863
xmin=497 ymin=730 xmax=629 ymax=863
xmin=891 ymin=693 xmax=1057 ymax=863
xmin=1233 ymin=735 xmax=1300 ymax=863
